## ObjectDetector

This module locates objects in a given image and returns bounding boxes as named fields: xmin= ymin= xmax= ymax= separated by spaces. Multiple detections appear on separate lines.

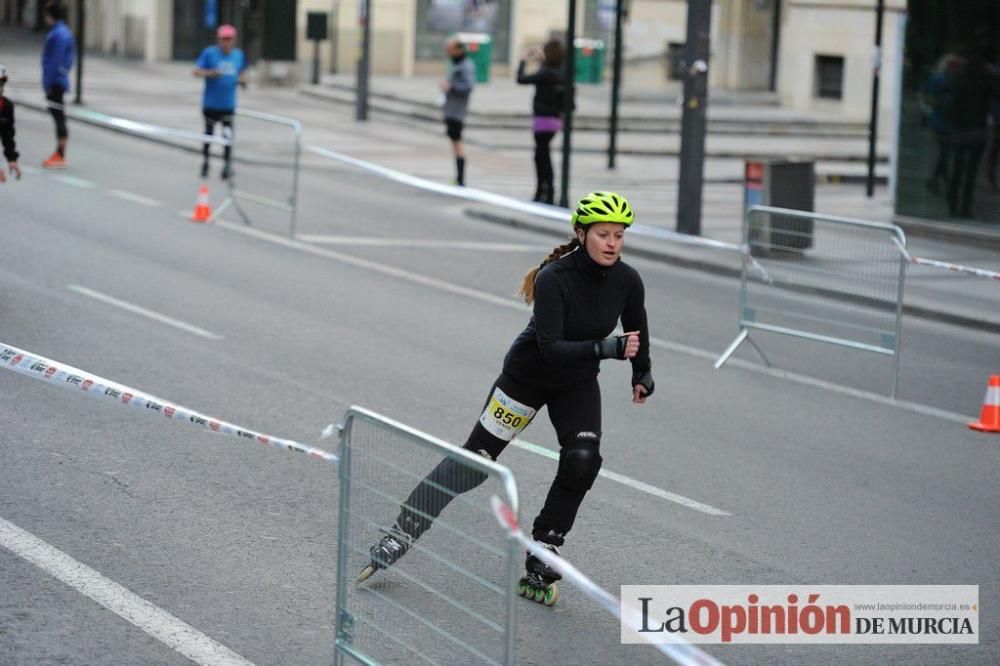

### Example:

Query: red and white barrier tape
xmin=490 ymin=496 xmax=724 ymax=666
xmin=0 ymin=342 xmax=337 ymax=463
xmin=911 ymin=256 xmax=1000 ymax=281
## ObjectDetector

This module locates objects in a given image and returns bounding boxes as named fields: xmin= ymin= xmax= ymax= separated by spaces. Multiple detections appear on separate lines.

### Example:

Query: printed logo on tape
xmin=479 ymin=387 xmax=536 ymax=442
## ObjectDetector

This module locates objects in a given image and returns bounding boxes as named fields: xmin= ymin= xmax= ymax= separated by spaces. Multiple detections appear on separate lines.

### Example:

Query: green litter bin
xmin=574 ymin=38 xmax=606 ymax=84
xmin=455 ymin=32 xmax=492 ymax=83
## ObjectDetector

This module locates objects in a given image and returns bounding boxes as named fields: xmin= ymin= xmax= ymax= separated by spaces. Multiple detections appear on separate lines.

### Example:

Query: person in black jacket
xmin=358 ymin=192 xmax=655 ymax=606
xmin=517 ymin=40 xmax=566 ymax=204
xmin=0 ymin=65 xmax=22 ymax=184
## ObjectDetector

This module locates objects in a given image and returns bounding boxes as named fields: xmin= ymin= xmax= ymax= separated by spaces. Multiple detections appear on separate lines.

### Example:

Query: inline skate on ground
xmin=517 ymin=530 xmax=563 ymax=606
xmin=355 ymin=523 xmax=415 ymax=584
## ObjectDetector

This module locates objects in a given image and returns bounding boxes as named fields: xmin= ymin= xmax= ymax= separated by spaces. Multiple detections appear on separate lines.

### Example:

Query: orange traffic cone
xmin=969 ymin=375 xmax=1000 ymax=432
xmin=191 ymin=185 xmax=212 ymax=223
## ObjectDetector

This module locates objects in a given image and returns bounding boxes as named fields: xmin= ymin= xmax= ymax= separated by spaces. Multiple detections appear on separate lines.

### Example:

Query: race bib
xmin=479 ymin=387 xmax=536 ymax=442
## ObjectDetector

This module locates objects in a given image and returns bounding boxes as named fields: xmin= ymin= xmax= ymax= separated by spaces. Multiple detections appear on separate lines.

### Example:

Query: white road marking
xmin=19 ymin=165 xmax=41 ymax=175
xmin=297 ymin=235 xmax=547 ymax=252
xmin=51 ymin=174 xmax=97 ymax=189
xmin=68 ymin=285 xmax=224 ymax=341
xmin=108 ymin=189 xmax=163 ymax=207
xmin=215 ymin=220 xmax=526 ymax=312
xmin=647 ymin=336 xmax=972 ymax=424
xmin=215 ymin=221 xmax=977 ymax=425
xmin=0 ymin=516 xmax=254 ymax=666
xmin=511 ymin=440 xmax=731 ymax=516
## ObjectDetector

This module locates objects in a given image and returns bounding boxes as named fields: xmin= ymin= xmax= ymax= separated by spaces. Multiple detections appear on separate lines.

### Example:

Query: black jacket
xmin=0 ymin=97 xmax=18 ymax=163
xmin=516 ymin=60 xmax=565 ymax=117
xmin=503 ymin=248 xmax=651 ymax=388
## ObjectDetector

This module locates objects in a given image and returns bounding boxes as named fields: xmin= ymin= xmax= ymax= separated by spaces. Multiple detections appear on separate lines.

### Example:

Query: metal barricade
xmin=715 ymin=205 xmax=908 ymax=397
xmin=212 ymin=109 xmax=302 ymax=239
xmin=333 ymin=407 xmax=519 ymax=666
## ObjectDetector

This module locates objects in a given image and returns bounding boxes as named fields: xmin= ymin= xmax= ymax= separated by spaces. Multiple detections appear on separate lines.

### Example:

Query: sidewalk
xmin=1 ymin=29 xmax=996 ymax=331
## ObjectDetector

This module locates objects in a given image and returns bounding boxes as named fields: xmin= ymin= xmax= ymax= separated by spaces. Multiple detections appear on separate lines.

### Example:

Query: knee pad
xmin=555 ymin=432 xmax=603 ymax=492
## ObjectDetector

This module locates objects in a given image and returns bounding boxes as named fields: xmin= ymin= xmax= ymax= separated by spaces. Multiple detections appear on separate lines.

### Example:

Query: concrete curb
xmin=463 ymin=207 xmax=1000 ymax=334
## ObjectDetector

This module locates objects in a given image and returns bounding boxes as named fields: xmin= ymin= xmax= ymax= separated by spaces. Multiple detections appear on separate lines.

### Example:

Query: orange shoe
xmin=42 ymin=152 xmax=67 ymax=169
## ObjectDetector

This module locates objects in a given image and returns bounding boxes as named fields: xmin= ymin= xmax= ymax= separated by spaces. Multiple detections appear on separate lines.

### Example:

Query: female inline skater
xmin=360 ymin=191 xmax=654 ymax=605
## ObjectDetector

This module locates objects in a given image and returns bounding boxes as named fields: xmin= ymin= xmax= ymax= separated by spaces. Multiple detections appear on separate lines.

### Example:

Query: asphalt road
xmin=1 ymin=110 xmax=998 ymax=665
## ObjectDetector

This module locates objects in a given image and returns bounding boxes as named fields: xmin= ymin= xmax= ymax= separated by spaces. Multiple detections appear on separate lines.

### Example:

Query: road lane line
xmin=67 ymin=285 xmax=224 ymax=341
xmin=214 ymin=220 xmax=527 ymax=312
xmin=511 ymin=440 xmax=731 ymax=516
xmin=51 ymin=174 xmax=98 ymax=189
xmin=216 ymin=222 xmax=976 ymax=424
xmin=108 ymin=189 xmax=163 ymax=207
xmin=0 ymin=516 xmax=254 ymax=666
xmin=296 ymin=235 xmax=547 ymax=252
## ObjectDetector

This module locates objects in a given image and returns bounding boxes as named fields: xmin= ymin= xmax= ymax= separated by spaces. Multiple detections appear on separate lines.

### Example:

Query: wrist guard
xmin=631 ymin=368 xmax=655 ymax=397
xmin=594 ymin=335 xmax=627 ymax=360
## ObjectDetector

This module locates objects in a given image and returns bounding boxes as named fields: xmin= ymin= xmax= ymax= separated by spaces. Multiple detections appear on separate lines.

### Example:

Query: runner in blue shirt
xmin=41 ymin=3 xmax=75 ymax=169
xmin=193 ymin=24 xmax=247 ymax=180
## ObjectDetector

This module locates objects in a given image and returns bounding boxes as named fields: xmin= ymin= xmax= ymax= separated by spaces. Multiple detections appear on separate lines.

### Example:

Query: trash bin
xmin=744 ymin=160 xmax=815 ymax=253
xmin=574 ymin=38 xmax=606 ymax=84
xmin=455 ymin=32 xmax=492 ymax=83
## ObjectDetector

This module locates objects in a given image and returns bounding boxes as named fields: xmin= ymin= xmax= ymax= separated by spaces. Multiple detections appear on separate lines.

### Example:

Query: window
xmin=814 ymin=54 xmax=844 ymax=100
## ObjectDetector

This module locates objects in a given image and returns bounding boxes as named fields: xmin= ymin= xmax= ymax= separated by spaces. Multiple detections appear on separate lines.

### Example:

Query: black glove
xmin=594 ymin=335 xmax=628 ymax=360
xmin=631 ymin=368 xmax=655 ymax=398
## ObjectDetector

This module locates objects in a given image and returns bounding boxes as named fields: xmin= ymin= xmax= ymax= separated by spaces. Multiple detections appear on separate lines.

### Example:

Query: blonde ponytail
xmin=518 ymin=237 xmax=580 ymax=303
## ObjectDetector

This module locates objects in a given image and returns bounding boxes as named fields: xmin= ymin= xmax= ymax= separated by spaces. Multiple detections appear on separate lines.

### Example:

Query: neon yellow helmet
xmin=571 ymin=191 xmax=634 ymax=228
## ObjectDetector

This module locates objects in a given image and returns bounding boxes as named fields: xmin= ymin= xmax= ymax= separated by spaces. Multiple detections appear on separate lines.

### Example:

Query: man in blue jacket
xmin=193 ymin=24 xmax=247 ymax=180
xmin=41 ymin=2 xmax=74 ymax=169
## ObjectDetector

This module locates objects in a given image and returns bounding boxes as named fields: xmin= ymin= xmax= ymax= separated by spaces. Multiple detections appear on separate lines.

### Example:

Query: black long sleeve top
xmin=516 ymin=60 xmax=565 ymax=118
xmin=503 ymin=247 xmax=651 ymax=389
xmin=0 ymin=97 xmax=18 ymax=163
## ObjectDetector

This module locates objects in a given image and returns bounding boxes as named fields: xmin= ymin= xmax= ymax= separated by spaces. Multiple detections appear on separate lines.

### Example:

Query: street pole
xmin=356 ymin=0 xmax=371 ymax=121
xmin=607 ymin=0 xmax=625 ymax=169
xmin=559 ymin=0 xmax=577 ymax=208
xmin=865 ymin=0 xmax=884 ymax=198
xmin=676 ymin=0 xmax=712 ymax=235
xmin=74 ymin=0 xmax=84 ymax=104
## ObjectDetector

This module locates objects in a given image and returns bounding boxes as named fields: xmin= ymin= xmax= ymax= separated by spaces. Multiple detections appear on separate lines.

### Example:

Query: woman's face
xmin=578 ymin=222 xmax=626 ymax=267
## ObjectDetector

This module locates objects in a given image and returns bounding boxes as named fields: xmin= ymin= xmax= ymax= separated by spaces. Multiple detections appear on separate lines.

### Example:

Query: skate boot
xmin=517 ymin=530 xmax=564 ymax=606
xmin=355 ymin=523 xmax=415 ymax=584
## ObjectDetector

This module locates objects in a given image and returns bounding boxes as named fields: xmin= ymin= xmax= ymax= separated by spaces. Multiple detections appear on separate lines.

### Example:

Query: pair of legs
xmin=44 ymin=85 xmax=67 ymax=166
xmin=393 ymin=372 xmax=602 ymax=552
xmin=947 ymin=139 xmax=986 ymax=218
xmin=445 ymin=118 xmax=465 ymax=186
xmin=202 ymin=108 xmax=234 ymax=179
xmin=533 ymin=131 xmax=556 ymax=203
xmin=926 ymin=130 xmax=951 ymax=193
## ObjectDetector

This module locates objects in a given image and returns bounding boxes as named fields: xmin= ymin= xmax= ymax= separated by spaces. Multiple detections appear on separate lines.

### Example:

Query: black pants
xmin=46 ymin=85 xmax=67 ymax=140
xmin=395 ymin=372 xmax=601 ymax=542
xmin=202 ymin=108 xmax=234 ymax=165
xmin=533 ymin=131 xmax=556 ymax=201
xmin=947 ymin=139 xmax=985 ymax=217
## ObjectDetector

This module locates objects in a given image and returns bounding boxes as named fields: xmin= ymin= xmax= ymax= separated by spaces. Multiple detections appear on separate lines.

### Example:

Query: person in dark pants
xmin=194 ymin=24 xmax=247 ymax=180
xmin=517 ymin=39 xmax=566 ymax=204
xmin=946 ymin=50 xmax=997 ymax=218
xmin=441 ymin=37 xmax=475 ymax=186
xmin=358 ymin=192 xmax=655 ymax=606
xmin=0 ymin=65 xmax=23 ymax=184
xmin=40 ymin=2 xmax=74 ymax=169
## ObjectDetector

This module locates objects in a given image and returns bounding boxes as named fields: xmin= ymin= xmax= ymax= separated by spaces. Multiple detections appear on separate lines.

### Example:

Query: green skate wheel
xmin=517 ymin=581 xmax=528 ymax=596
xmin=542 ymin=584 xmax=559 ymax=606
xmin=533 ymin=587 xmax=546 ymax=602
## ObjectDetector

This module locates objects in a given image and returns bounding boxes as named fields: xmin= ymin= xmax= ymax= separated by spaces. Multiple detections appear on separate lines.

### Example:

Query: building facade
xmin=1 ymin=0 xmax=904 ymax=122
